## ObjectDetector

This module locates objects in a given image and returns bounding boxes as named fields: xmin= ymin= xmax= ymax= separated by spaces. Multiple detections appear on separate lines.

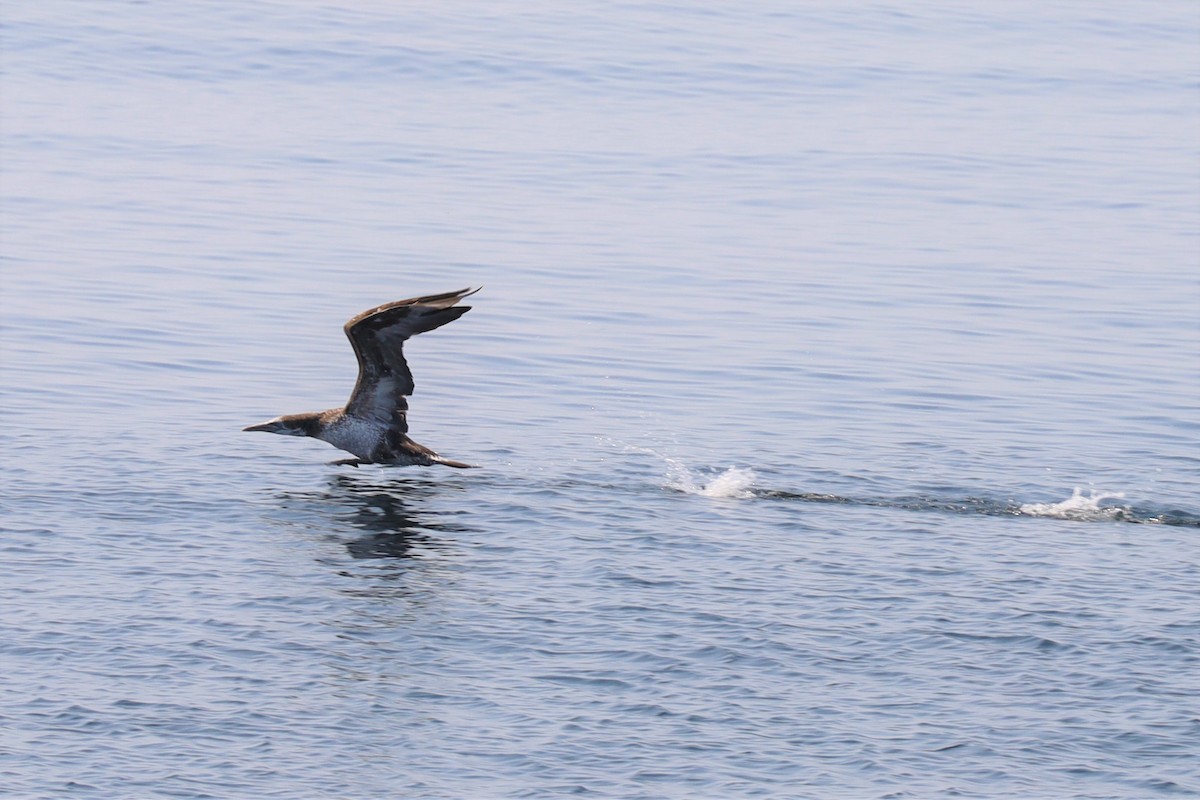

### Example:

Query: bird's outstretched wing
xmin=342 ymin=288 xmax=478 ymax=428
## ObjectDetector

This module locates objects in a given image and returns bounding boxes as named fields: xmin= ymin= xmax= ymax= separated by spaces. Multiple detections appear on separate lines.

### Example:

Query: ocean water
xmin=2 ymin=2 xmax=1199 ymax=798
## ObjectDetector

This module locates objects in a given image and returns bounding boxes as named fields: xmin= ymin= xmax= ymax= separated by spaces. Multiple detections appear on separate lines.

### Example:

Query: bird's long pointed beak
xmin=243 ymin=421 xmax=277 ymax=433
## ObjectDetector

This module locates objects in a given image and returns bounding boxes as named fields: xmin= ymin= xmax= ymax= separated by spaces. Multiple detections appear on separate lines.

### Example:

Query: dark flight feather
xmin=342 ymin=288 xmax=479 ymax=429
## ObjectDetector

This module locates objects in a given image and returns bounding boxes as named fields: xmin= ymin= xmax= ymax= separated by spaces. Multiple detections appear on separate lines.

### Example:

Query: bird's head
xmin=242 ymin=413 xmax=321 ymax=437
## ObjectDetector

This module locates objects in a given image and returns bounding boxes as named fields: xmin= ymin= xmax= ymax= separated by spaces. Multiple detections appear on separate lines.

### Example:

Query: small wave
xmin=1018 ymin=487 xmax=1131 ymax=522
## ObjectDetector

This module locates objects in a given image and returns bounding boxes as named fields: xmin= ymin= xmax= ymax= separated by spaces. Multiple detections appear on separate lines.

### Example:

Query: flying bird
xmin=244 ymin=288 xmax=478 ymax=468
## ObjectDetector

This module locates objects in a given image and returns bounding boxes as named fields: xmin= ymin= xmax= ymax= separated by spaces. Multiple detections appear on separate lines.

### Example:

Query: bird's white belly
xmin=318 ymin=415 xmax=383 ymax=459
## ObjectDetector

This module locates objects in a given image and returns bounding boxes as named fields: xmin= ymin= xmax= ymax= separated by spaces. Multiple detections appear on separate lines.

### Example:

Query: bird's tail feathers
xmin=401 ymin=435 xmax=477 ymax=468
xmin=433 ymin=456 xmax=477 ymax=469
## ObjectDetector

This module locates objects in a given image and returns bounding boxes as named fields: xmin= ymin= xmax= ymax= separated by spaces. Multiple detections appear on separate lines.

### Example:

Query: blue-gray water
xmin=2 ymin=2 xmax=1199 ymax=798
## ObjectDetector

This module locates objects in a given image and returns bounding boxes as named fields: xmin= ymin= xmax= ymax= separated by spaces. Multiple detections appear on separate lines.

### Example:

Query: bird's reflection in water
xmin=279 ymin=472 xmax=474 ymax=562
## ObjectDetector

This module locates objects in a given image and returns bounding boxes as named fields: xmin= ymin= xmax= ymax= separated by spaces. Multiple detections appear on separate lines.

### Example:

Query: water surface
xmin=2 ymin=2 xmax=1199 ymax=798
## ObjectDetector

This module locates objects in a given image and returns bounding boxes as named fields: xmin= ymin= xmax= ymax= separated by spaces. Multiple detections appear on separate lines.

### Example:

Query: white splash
xmin=664 ymin=458 xmax=757 ymax=499
xmin=606 ymin=440 xmax=756 ymax=499
xmin=1019 ymin=487 xmax=1130 ymax=521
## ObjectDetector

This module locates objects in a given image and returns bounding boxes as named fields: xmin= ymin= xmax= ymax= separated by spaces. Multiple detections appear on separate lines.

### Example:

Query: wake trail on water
xmin=760 ymin=485 xmax=1198 ymax=527
xmin=617 ymin=443 xmax=1199 ymax=527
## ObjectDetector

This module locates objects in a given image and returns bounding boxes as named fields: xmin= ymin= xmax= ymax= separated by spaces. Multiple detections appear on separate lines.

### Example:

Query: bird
xmin=243 ymin=288 xmax=478 ymax=468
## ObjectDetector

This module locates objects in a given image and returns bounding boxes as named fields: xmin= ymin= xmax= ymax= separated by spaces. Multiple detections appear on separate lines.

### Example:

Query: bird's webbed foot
xmin=331 ymin=458 xmax=365 ymax=468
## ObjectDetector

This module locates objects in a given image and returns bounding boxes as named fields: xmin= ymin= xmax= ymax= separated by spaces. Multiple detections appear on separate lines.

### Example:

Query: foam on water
xmin=657 ymin=453 xmax=758 ymax=496
xmin=663 ymin=458 xmax=757 ymax=499
xmin=1018 ymin=487 xmax=1131 ymax=522
xmin=616 ymin=441 xmax=757 ymax=499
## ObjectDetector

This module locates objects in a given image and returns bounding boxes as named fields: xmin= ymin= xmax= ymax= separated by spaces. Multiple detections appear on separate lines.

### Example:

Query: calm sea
xmin=2 ymin=2 xmax=1198 ymax=798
